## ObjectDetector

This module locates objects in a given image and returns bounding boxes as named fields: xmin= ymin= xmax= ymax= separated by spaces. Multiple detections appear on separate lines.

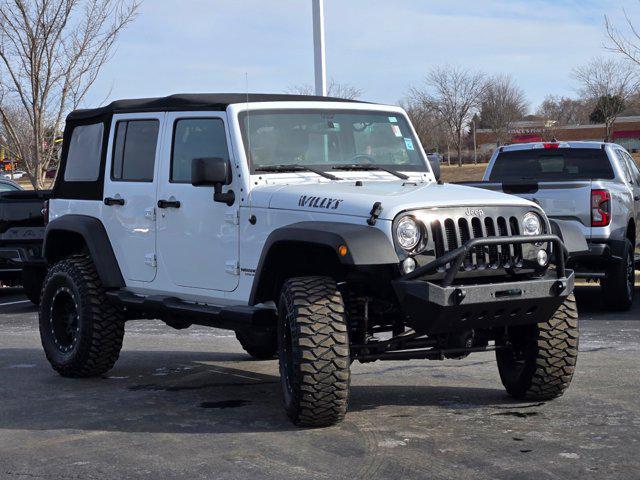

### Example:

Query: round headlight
xmin=396 ymin=216 xmax=421 ymax=250
xmin=523 ymin=212 xmax=542 ymax=236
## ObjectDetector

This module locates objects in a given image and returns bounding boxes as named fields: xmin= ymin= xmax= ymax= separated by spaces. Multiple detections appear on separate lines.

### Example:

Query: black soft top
xmin=67 ymin=93 xmax=363 ymax=121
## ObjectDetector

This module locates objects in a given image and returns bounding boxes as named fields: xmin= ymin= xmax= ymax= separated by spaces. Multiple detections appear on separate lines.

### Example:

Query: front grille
xmin=429 ymin=215 xmax=522 ymax=271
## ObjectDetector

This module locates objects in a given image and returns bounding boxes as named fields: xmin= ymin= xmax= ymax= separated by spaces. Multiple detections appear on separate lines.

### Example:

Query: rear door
xmin=102 ymin=113 xmax=162 ymax=282
xmin=620 ymin=150 xmax=640 ymax=247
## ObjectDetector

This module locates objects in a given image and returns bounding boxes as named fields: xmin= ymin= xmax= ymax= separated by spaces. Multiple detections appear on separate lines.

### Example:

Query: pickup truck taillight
xmin=591 ymin=189 xmax=611 ymax=227
xmin=41 ymin=200 xmax=49 ymax=225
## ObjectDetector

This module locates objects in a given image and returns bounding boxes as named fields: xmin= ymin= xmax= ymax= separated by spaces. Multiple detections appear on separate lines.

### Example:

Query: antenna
xmin=245 ymin=72 xmax=254 ymax=213
xmin=245 ymin=72 xmax=252 ymax=165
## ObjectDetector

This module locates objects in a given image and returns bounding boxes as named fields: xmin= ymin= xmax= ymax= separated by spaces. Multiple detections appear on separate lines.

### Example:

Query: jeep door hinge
xmin=224 ymin=211 xmax=239 ymax=225
xmin=225 ymin=260 xmax=240 ymax=275
xmin=144 ymin=207 xmax=156 ymax=221
xmin=145 ymin=253 xmax=157 ymax=268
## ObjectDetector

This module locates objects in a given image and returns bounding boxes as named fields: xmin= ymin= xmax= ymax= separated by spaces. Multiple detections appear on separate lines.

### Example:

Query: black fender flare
xmin=249 ymin=221 xmax=398 ymax=305
xmin=43 ymin=215 xmax=125 ymax=288
xmin=549 ymin=219 xmax=589 ymax=256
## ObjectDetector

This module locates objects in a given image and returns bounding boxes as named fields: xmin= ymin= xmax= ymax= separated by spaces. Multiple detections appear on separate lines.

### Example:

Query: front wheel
xmin=278 ymin=276 xmax=350 ymax=427
xmin=496 ymin=294 xmax=579 ymax=400
xmin=39 ymin=253 xmax=124 ymax=377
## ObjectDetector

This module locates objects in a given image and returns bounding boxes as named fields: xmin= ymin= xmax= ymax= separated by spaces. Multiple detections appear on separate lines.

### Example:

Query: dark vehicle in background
xmin=465 ymin=141 xmax=639 ymax=311
xmin=0 ymin=179 xmax=51 ymax=303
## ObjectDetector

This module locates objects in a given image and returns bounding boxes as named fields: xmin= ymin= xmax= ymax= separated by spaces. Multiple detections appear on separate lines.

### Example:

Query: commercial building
xmin=476 ymin=116 xmax=640 ymax=153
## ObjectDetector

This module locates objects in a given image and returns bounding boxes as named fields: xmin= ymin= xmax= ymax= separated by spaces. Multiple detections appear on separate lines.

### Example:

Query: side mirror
xmin=191 ymin=157 xmax=230 ymax=186
xmin=428 ymin=156 xmax=441 ymax=182
xmin=191 ymin=157 xmax=235 ymax=206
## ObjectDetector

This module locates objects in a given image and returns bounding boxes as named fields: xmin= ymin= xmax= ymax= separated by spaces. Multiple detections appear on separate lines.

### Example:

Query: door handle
xmin=157 ymin=199 xmax=181 ymax=209
xmin=634 ymin=195 xmax=640 ymax=201
xmin=104 ymin=197 xmax=125 ymax=206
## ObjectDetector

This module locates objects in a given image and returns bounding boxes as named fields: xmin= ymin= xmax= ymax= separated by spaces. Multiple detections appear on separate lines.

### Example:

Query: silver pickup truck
xmin=466 ymin=141 xmax=640 ymax=311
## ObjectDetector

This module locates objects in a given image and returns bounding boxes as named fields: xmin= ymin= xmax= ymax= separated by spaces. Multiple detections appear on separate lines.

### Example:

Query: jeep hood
xmin=250 ymin=181 xmax=538 ymax=220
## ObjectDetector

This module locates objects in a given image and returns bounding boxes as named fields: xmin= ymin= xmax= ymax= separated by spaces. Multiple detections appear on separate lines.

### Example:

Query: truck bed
xmin=0 ymin=190 xmax=51 ymax=243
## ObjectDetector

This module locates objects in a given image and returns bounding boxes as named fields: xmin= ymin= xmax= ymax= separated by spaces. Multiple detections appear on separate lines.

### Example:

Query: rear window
xmin=64 ymin=123 xmax=104 ymax=182
xmin=489 ymin=148 xmax=614 ymax=182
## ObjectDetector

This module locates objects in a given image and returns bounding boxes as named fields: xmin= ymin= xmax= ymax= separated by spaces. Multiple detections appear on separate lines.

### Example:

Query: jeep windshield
xmin=239 ymin=109 xmax=428 ymax=174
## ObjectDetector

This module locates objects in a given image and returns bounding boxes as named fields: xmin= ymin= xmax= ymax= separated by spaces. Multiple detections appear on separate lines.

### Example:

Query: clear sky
xmin=86 ymin=0 xmax=640 ymax=113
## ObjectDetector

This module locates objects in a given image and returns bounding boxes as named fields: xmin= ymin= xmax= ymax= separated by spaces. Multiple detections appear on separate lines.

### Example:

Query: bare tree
xmin=400 ymin=97 xmax=450 ymax=155
xmin=479 ymin=74 xmax=528 ymax=146
xmin=409 ymin=66 xmax=486 ymax=166
xmin=287 ymin=78 xmax=363 ymax=100
xmin=0 ymin=0 xmax=139 ymax=189
xmin=572 ymin=57 xmax=640 ymax=140
xmin=536 ymin=95 xmax=590 ymax=126
xmin=605 ymin=5 xmax=640 ymax=67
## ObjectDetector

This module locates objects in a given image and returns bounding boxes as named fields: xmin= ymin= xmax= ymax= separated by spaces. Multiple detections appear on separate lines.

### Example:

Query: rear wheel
xmin=39 ymin=253 xmax=124 ymax=377
xmin=496 ymin=294 xmax=578 ymax=400
xmin=601 ymin=239 xmax=635 ymax=311
xmin=235 ymin=330 xmax=277 ymax=360
xmin=278 ymin=276 xmax=350 ymax=427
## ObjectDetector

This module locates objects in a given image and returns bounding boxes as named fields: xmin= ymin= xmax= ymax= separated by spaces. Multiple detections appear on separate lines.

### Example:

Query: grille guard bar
xmin=401 ymin=234 xmax=568 ymax=287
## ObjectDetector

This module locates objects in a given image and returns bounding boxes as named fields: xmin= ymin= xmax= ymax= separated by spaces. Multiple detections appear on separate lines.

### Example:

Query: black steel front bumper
xmin=392 ymin=235 xmax=574 ymax=334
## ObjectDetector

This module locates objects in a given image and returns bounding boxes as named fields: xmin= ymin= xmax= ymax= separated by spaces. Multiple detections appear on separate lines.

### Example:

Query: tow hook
xmin=452 ymin=288 xmax=466 ymax=305
xmin=553 ymin=280 xmax=567 ymax=296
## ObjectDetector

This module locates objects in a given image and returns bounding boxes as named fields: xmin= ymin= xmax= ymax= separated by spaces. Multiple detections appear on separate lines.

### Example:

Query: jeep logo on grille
xmin=465 ymin=208 xmax=485 ymax=216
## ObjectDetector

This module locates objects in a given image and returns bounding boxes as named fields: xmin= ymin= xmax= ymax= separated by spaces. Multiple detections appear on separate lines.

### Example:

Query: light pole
xmin=472 ymin=119 xmax=477 ymax=164
xmin=312 ymin=0 xmax=327 ymax=96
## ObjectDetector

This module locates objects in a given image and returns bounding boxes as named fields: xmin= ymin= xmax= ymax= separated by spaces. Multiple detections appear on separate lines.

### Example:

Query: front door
xmin=102 ymin=113 xmax=162 ymax=283
xmin=156 ymin=112 xmax=240 ymax=292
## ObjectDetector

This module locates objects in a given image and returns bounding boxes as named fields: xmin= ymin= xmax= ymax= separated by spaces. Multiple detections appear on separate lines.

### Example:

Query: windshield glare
xmin=239 ymin=109 xmax=428 ymax=173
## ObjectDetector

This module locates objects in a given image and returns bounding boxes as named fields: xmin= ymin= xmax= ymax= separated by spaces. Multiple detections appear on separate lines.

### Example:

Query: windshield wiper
xmin=255 ymin=164 xmax=340 ymax=180
xmin=331 ymin=164 xmax=409 ymax=180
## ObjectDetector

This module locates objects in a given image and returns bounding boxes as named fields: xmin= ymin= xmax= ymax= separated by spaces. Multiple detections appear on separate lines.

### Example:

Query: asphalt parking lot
xmin=0 ymin=282 xmax=639 ymax=480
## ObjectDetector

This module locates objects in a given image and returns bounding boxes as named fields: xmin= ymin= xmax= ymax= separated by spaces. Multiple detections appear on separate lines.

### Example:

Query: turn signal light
xmin=338 ymin=245 xmax=348 ymax=257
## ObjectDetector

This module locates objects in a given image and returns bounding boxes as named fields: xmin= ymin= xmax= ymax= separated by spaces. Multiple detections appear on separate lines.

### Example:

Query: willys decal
xmin=298 ymin=195 xmax=344 ymax=210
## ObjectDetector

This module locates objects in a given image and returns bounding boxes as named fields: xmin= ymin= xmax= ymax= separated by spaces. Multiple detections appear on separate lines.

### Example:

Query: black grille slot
xmin=484 ymin=217 xmax=499 ymax=267
xmin=444 ymin=219 xmax=458 ymax=251
xmin=458 ymin=218 xmax=472 ymax=269
xmin=496 ymin=217 xmax=512 ymax=266
xmin=431 ymin=220 xmax=445 ymax=259
xmin=471 ymin=217 xmax=485 ymax=268
xmin=509 ymin=216 xmax=522 ymax=265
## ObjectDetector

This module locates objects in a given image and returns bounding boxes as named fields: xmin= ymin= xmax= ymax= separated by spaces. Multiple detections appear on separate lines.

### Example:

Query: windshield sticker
xmin=404 ymin=138 xmax=415 ymax=150
xmin=388 ymin=116 xmax=398 ymax=123
xmin=391 ymin=125 xmax=403 ymax=137
xmin=298 ymin=195 xmax=344 ymax=210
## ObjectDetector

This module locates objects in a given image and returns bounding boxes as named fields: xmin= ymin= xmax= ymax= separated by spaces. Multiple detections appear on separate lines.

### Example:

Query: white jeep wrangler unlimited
xmin=40 ymin=94 xmax=580 ymax=427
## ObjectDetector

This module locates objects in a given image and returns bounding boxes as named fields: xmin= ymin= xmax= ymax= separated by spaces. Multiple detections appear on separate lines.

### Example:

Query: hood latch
xmin=367 ymin=202 xmax=383 ymax=226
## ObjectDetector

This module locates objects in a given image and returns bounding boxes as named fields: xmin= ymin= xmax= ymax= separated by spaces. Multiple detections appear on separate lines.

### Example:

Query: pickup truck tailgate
xmin=507 ymin=181 xmax=592 ymax=229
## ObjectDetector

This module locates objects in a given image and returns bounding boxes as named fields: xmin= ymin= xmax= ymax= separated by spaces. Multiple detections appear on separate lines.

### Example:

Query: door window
xmin=623 ymin=153 xmax=640 ymax=185
xmin=111 ymin=120 xmax=159 ymax=182
xmin=171 ymin=118 xmax=229 ymax=183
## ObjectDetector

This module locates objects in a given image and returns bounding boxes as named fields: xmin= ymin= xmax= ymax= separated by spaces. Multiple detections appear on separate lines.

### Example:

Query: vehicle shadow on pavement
xmin=0 ymin=347 xmax=540 ymax=434
xmin=574 ymin=284 xmax=640 ymax=319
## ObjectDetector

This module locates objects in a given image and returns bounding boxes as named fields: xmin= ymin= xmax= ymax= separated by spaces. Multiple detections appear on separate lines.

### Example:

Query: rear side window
xmin=0 ymin=182 xmax=19 ymax=192
xmin=171 ymin=118 xmax=229 ymax=183
xmin=111 ymin=120 xmax=159 ymax=182
xmin=64 ymin=123 xmax=104 ymax=181
xmin=489 ymin=148 xmax=614 ymax=182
